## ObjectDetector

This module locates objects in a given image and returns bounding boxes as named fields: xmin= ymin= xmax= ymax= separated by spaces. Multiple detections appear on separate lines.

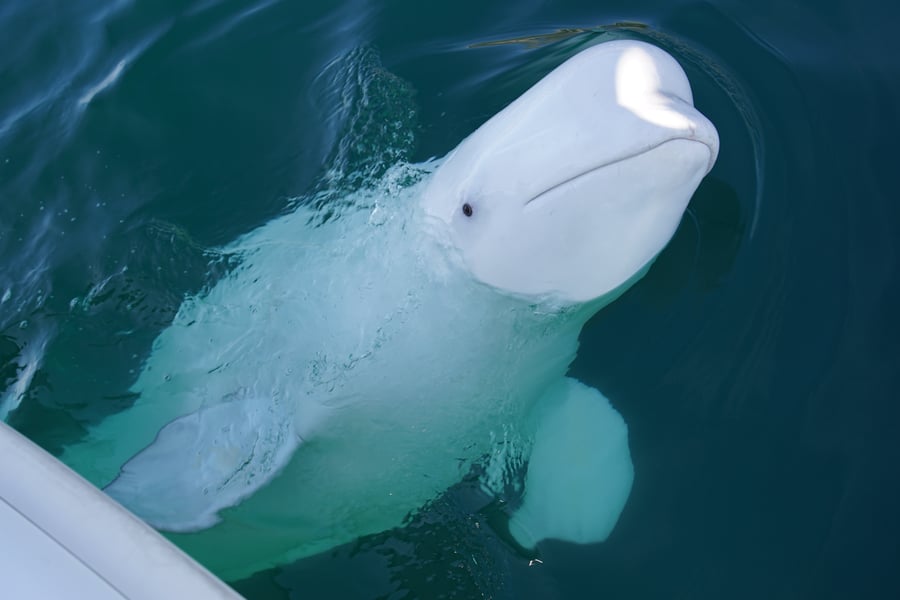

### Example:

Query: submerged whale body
xmin=63 ymin=40 xmax=719 ymax=579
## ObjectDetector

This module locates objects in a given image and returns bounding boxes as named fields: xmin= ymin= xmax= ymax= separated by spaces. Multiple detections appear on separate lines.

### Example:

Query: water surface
xmin=2 ymin=0 xmax=899 ymax=598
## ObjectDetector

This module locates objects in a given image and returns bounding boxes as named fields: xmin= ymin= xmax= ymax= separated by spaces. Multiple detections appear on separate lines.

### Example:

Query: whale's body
xmin=63 ymin=40 xmax=718 ymax=579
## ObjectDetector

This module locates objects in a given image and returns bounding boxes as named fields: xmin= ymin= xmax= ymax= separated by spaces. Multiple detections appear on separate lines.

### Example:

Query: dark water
xmin=2 ymin=0 xmax=899 ymax=598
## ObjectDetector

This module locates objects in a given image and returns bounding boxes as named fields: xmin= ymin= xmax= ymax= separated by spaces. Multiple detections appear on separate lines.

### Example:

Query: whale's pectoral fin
xmin=104 ymin=398 xmax=300 ymax=533
xmin=509 ymin=377 xmax=633 ymax=549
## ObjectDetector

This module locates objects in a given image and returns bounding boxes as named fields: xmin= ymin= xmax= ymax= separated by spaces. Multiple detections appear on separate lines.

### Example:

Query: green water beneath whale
xmin=1 ymin=0 xmax=899 ymax=598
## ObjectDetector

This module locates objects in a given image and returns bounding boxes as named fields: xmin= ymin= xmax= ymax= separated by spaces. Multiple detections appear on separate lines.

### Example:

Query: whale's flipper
xmin=509 ymin=377 xmax=633 ymax=549
xmin=104 ymin=398 xmax=300 ymax=532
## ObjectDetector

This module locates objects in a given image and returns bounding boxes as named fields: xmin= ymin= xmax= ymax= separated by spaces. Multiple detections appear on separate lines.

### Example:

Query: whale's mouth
xmin=524 ymin=137 xmax=713 ymax=211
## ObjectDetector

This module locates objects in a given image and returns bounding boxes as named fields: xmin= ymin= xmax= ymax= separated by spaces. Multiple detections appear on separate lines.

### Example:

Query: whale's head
xmin=422 ymin=40 xmax=719 ymax=304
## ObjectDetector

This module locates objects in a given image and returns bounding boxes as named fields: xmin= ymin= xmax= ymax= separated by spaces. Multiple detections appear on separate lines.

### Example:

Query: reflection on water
xmin=468 ymin=22 xmax=650 ymax=49
xmin=2 ymin=0 xmax=899 ymax=598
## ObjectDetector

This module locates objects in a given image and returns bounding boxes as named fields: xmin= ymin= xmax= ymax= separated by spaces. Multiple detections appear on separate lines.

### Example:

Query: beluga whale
xmin=62 ymin=39 xmax=719 ymax=580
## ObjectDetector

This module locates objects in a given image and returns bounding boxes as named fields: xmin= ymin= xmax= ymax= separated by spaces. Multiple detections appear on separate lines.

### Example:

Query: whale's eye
xmin=462 ymin=203 xmax=473 ymax=217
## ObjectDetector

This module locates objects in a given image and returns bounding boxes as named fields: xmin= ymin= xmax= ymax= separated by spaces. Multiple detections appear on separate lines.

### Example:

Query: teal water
xmin=2 ymin=1 xmax=898 ymax=598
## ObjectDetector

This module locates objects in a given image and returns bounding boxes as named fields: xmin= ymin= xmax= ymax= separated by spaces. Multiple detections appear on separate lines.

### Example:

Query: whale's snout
xmin=639 ymin=93 xmax=720 ymax=175
xmin=613 ymin=43 xmax=720 ymax=174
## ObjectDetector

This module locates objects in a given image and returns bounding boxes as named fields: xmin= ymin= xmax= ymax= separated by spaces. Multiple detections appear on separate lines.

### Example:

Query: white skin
xmin=423 ymin=40 xmax=718 ymax=301
xmin=63 ymin=40 xmax=718 ymax=580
